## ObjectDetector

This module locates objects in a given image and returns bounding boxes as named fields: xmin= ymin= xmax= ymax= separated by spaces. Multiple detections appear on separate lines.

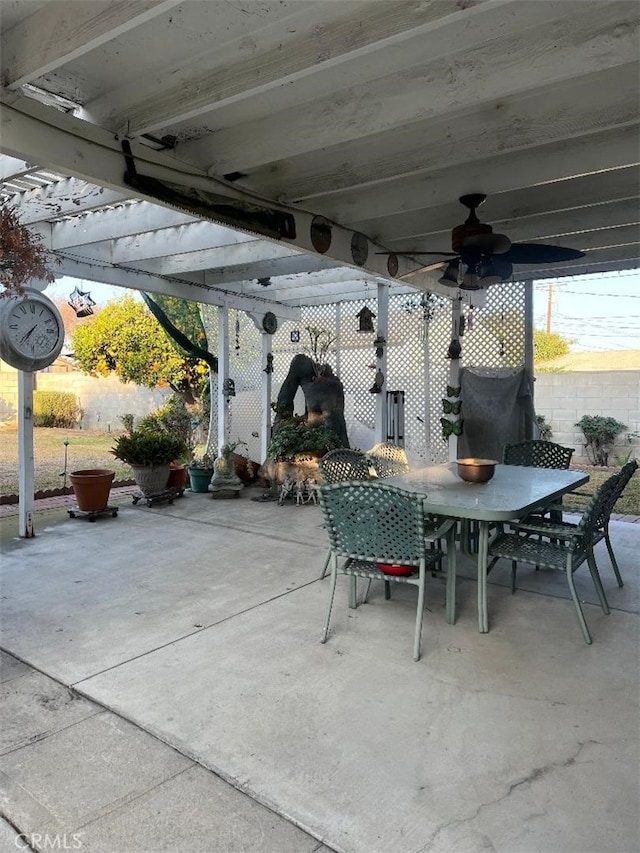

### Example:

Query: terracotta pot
xmin=166 ymin=463 xmax=188 ymax=491
xmin=70 ymin=469 xmax=114 ymax=512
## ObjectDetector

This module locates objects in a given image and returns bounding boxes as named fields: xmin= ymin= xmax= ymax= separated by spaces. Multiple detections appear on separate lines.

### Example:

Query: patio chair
xmin=503 ymin=439 xmax=574 ymax=469
xmin=486 ymin=476 xmax=619 ymax=644
xmin=317 ymin=448 xmax=375 ymax=484
xmin=317 ymin=480 xmax=457 ymax=661
xmin=512 ymin=459 xmax=638 ymax=587
xmin=365 ymin=442 xmax=410 ymax=478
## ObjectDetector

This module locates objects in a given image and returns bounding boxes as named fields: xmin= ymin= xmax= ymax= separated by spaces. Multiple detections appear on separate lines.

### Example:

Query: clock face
xmin=0 ymin=290 xmax=64 ymax=371
xmin=7 ymin=299 xmax=61 ymax=358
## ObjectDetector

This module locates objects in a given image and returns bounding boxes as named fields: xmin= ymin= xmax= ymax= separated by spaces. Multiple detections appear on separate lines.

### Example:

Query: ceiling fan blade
xmin=397 ymin=261 xmax=446 ymax=279
xmin=375 ymin=251 xmax=457 ymax=257
xmin=502 ymin=243 xmax=585 ymax=264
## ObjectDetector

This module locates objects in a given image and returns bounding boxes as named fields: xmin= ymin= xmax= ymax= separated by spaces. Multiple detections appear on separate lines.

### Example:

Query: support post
xmin=374 ymin=282 xmax=389 ymax=444
xmin=448 ymin=297 xmax=461 ymax=463
xmin=260 ymin=331 xmax=272 ymax=463
xmin=217 ymin=304 xmax=230 ymax=456
xmin=524 ymin=279 xmax=535 ymax=439
xmin=18 ymin=370 xmax=35 ymax=538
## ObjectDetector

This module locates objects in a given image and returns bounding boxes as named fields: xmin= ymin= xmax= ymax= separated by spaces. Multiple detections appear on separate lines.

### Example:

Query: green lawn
xmin=0 ymin=427 xmax=134 ymax=497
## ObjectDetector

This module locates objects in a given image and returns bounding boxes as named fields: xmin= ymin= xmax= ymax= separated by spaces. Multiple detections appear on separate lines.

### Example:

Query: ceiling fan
xmin=385 ymin=193 xmax=585 ymax=290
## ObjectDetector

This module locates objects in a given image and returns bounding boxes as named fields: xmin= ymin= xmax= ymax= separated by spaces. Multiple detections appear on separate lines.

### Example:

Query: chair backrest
xmin=317 ymin=448 xmax=374 ymax=484
xmin=317 ymin=480 xmax=426 ymax=564
xmin=572 ymin=473 xmax=621 ymax=553
xmin=503 ymin=439 xmax=574 ymax=469
xmin=366 ymin=442 xmax=410 ymax=478
xmin=601 ymin=458 xmax=639 ymax=521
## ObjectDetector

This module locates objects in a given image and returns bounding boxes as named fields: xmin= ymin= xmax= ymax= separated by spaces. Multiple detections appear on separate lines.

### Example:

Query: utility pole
xmin=546 ymin=283 xmax=553 ymax=333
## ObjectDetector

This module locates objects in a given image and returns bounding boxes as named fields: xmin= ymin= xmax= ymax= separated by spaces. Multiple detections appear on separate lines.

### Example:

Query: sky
xmin=46 ymin=269 xmax=640 ymax=354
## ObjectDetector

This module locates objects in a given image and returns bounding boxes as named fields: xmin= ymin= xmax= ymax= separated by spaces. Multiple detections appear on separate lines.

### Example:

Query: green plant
xmin=137 ymin=394 xmax=194 ymax=448
xmin=189 ymin=452 xmax=214 ymax=469
xmin=0 ymin=203 xmax=56 ymax=297
xmin=267 ymin=416 xmax=341 ymax=462
xmin=304 ymin=325 xmax=336 ymax=374
xmin=110 ymin=429 xmax=187 ymax=466
xmin=576 ymin=415 xmax=627 ymax=467
xmin=536 ymin=414 xmax=553 ymax=441
xmin=119 ymin=413 xmax=135 ymax=435
xmin=33 ymin=391 xmax=81 ymax=428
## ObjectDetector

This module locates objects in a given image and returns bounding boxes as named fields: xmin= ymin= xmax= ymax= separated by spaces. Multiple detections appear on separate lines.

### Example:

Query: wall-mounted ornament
xmin=441 ymin=417 xmax=464 ymax=439
xmin=262 ymin=312 xmax=278 ymax=334
xmin=351 ymin=232 xmax=369 ymax=266
xmin=356 ymin=306 xmax=376 ymax=333
xmin=223 ymin=378 xmax=236 ymax=398
xmin=310 ymin=216 xmax=332 ymax=253
xmin=447 ymin=337 xmax=462 ymax=360
xmin=369 ymin=368 xmax=384 ymax=394
xmin=290 ymin=330 xmax=300 ymax=343
xmin=387 ymin=253 xmax=399 ymax=277
xmin=263 ymin=353 xmax=274 ymax=374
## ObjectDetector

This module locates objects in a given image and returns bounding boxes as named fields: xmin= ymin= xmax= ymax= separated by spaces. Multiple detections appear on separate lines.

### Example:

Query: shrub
xmin=535 ymin=414 xmax=553 ymax=441
xmin=576 ymin=415 xmax=627 ymax=467
xmin=267 ymin=416 xmax=341 ymax=462
xmin=120 ymin=413 xmax=135 ymax=435
xmin=137 ymin=394 xmax=194 ymax=449
xmin=33 ymin=391 xmax=81 ymax=428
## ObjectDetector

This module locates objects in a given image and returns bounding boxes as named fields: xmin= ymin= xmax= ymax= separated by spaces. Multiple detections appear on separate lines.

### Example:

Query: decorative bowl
xmin=376 ymin=562 xmax=416 ymax=577
xmin=456 ymin=458 xmax=498 ymax=484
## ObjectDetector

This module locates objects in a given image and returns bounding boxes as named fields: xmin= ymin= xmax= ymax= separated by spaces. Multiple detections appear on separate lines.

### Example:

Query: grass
xmin=0 ymin=427 xmax=134 ymax=497
xmin=1 ymin=427 xmax=638 ymax=513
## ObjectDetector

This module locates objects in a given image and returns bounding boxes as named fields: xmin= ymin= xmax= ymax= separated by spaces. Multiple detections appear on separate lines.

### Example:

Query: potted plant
xmin=111 ymin=429 xmax=187 ymax=496
xmin=187 ymin=452 xmax=215 ymax=493
xmin=263 ymin=416 xmax=342 ymax=486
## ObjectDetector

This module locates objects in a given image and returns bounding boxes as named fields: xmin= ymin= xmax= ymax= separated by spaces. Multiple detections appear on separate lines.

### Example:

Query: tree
xmin=71 ymin=295 xmax=209 ymax=404
xmin=534 ymin=330 xmax=570 ymax=363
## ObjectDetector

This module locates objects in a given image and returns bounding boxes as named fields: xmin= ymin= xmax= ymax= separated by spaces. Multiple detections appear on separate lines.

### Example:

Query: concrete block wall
xmin=534 ymin=371 xmax=640 ymax=464
xmin=0 ymin=361 xmax=168 ymax=429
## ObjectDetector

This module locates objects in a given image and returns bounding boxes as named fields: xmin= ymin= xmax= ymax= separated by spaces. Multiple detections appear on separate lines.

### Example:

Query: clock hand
xmin=19 ymin=324 xmax=38 ymax=344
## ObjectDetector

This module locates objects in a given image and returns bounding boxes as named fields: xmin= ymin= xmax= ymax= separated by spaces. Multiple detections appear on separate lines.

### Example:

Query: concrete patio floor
xmin=1 ymin=487 xmax=639 ymax=853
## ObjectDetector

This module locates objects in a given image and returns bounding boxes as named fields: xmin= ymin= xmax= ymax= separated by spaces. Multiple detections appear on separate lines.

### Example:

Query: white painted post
xmin=375 ymin=282 xmax=389 ymax=444
xmin=334 ymin=302 xmax=341 ymax=378
xmin=217 ymin=304 xmax=230 ymax=456
xmin=260 ymin=331 xmax=272 ymax=463
xmin=524 ymin=279 xmax=535 ymax=439
xmin=448 ymin=298 xmax=461 ymax=463
xmin=18 ymin=370 xmax=35 ymax=538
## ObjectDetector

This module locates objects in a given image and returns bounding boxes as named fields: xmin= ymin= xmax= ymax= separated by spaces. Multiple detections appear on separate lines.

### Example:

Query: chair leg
xmin=565 ymin=563 xmax=592 ymax=644
xmin=604 ymin=528 xmax=624 ymax=587
xmin=320 ymin=549 xmax=330 ymax=580
xmin=413 ymin=568 xmax=426 ymax=662
xmin=321 ymin=556 xmax=338 ymax=643
xmin=384 ymin=580 xmax=391 ymax=600
xmin=348 ymin=575 xmax=358 ymax=608
xmin=445 ymin=529 xmax=456 ymax=625
xmin=586 ymin=550 xmax=610 ymax=615
xmin=511 ymin=560 xmax=517 ymax=593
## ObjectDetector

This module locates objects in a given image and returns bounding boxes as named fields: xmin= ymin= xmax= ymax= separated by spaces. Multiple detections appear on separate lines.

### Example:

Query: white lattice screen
xmin=201 ymin=281 xmax=526 ymax=463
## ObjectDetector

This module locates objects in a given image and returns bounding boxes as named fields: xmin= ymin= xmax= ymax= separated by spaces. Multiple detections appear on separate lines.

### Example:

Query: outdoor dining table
xmin=386 ymin=463 xmax=589 ymax=633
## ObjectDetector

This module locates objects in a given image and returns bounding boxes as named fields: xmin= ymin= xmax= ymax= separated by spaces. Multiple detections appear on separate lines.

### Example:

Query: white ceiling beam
xmin=0 ymin=154 xmax=38 ymax=182
xmin=94 ymin=0 xmax=489 ymax=136
xmin=182 ymin=8 xmax=639 ymax=174
xmin=0 ymin=96 xmax=420 ymax=286
xmin=53 ymin=256 xmax=301 ymax=320
xmin=2 ymin=0 xmax=183 ymax=89
xmin=201 ymin=256 xmax=339 ymax=287
xmin=125 ymin=242 xmax=305 ymax=276
xmin=254 ymin=64 xmax=638 ymax=201
xmin=4 ymin=176 xmax=130 ymax=225
xmin=54 ymin=218 xmax=251 ymax=260
xmin=311 ymin=126 xmax=640 ymax=225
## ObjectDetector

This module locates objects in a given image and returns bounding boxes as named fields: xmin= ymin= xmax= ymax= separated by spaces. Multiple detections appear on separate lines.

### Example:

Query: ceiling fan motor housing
xmin=451 ymin=220 xmax=493 ymax=254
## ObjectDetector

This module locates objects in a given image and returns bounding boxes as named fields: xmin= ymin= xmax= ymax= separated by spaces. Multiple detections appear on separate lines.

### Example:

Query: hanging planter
xmin=0 ymin=203 xmax=56 ymax=295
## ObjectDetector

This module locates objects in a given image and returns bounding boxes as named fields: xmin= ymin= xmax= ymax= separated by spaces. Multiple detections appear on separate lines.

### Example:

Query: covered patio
xmin=1 ymin=493 xmax=639 ymax=851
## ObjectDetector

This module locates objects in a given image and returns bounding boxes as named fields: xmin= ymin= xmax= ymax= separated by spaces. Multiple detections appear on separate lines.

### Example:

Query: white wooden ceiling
xmin=1 ymin=0 xmax=638 ymax=316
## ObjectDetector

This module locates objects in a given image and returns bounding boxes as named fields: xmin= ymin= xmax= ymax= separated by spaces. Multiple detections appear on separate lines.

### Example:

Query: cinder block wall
xmin=534 ymin=371 xmax=640 ymax=464
xmin=0 ymin=361 xmax=168 ymax=429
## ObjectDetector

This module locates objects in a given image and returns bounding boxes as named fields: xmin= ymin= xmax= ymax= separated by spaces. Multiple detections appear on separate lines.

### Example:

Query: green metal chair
xmin=317 ymin=448 xmax=375 ymax=484
xmin=317 ymin=480 xmax=457 ymax=661
xmin=365 ymin=442 xmax=410 ymax=478
xmin=512 ymin=460 xmax=638 ymax=587
xmin=503 ymin=439 xmax=574 ymax=469
xmin=486 ymin=476 xmax=618 ymax=644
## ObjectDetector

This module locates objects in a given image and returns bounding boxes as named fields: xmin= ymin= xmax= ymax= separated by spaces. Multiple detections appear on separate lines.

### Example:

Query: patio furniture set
xmin=315 ymin=440 xmax=638 ymax=659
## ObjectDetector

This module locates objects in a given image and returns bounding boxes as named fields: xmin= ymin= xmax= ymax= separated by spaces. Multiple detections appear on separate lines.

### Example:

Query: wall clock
xmin=0 ymin=288 xmax=65 ymax=372
xmin=262 ymin=311 xmax=278 ymax=334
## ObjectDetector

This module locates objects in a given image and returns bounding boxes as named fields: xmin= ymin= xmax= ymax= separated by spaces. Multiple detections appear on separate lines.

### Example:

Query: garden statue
xmin=274 ymin=353 xmax=349 ymax=447
xmin=209 ymin=442 xmax=245 ymax=498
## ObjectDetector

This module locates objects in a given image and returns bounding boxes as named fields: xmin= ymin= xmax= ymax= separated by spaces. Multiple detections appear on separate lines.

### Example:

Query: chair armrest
xmin=424 ymin=517 xmax=457 ymax=543
xmin=511 ymin=519 xmax=580 ymax=541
